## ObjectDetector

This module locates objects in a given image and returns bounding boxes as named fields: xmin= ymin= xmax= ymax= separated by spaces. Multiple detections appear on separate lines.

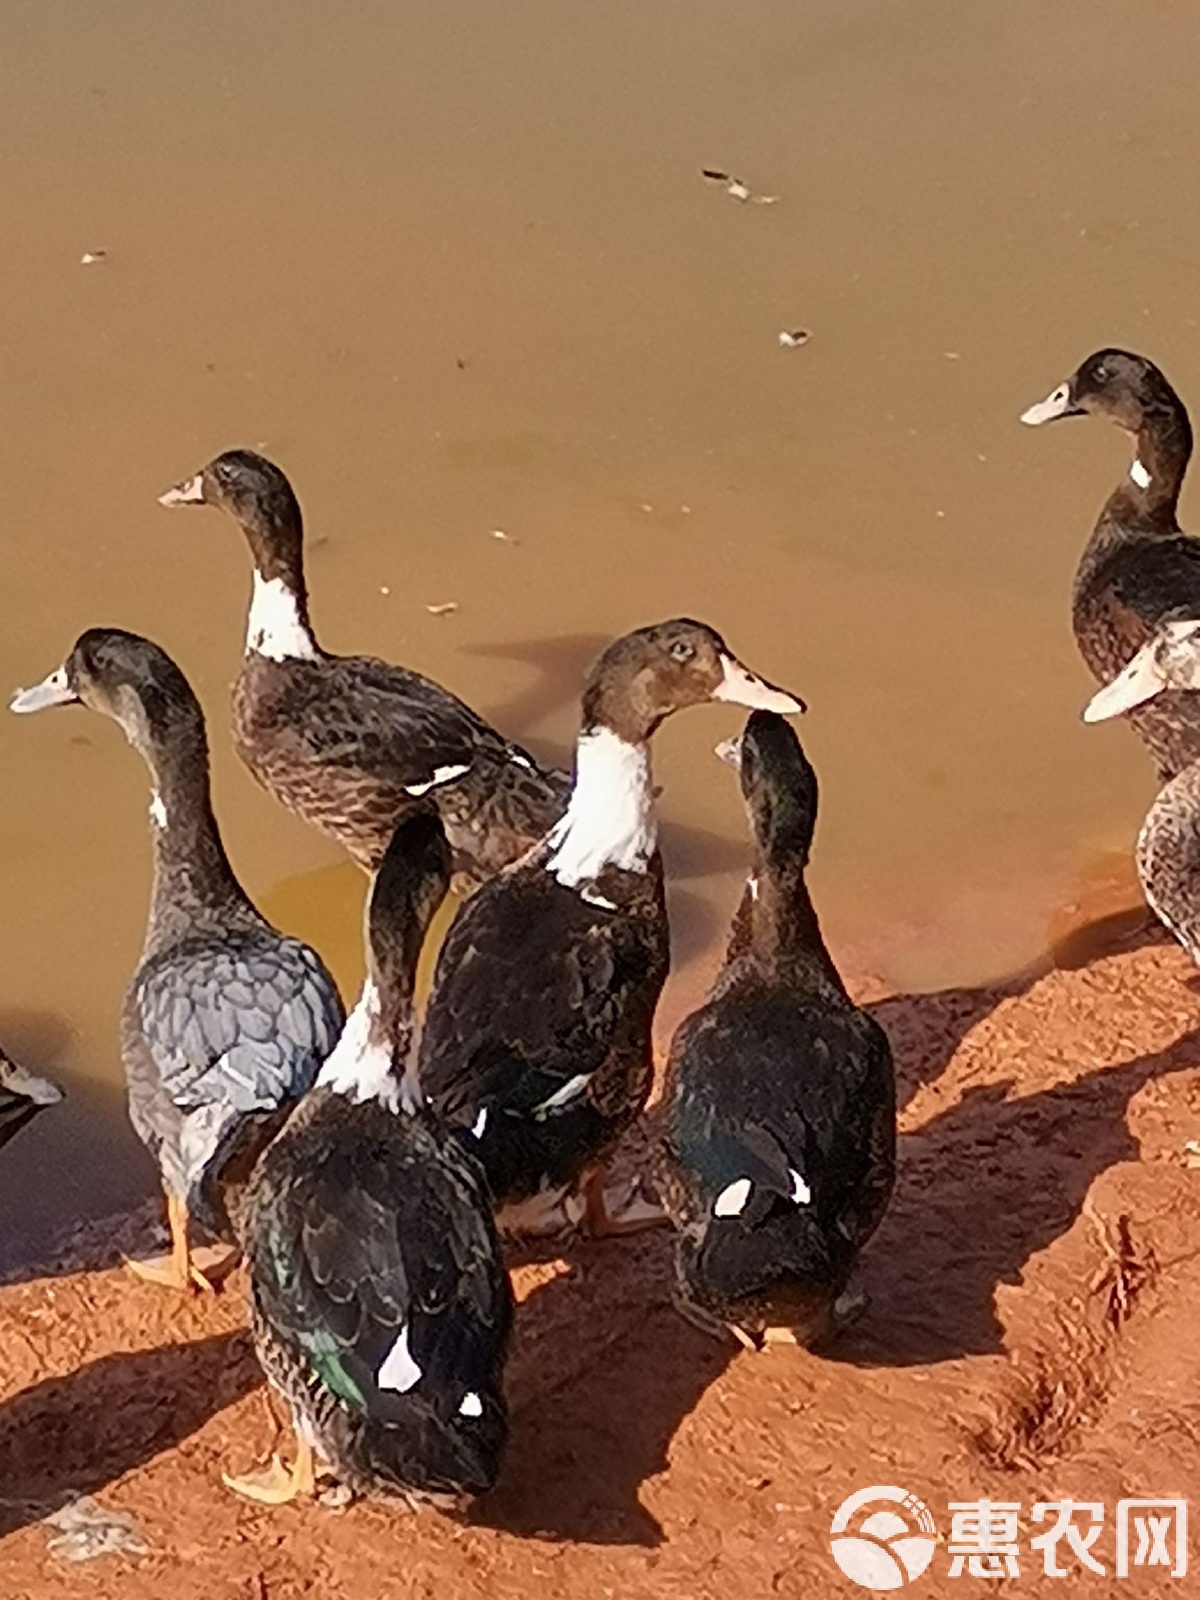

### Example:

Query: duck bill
xmin=157 ymin=471 xmax=206 ymax=508
xmin=1083 ymin=644 xmax=1167 ymax=723
xmin=10 ymin=665 xmax=78 ymax=715
xmin=713 ymin=655 xmax=805 ymax=715
xmin=1020 ymin=380 xmax=1080 ymax=427
xmin=714 ymin=733 xmax=743 ymax=768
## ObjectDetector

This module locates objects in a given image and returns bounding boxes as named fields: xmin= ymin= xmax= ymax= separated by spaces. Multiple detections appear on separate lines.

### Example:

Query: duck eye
xmin=670 ymin=640 xmax=695 ymax=663
xmin=1093 ymin=365 xmax=1109 ymax=384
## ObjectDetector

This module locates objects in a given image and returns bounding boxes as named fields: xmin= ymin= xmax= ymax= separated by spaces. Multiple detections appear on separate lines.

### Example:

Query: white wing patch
xmin=533 ymin=1072 xmax=593 ymax=1116
xmin=403 ymin=763 xmax=470 ymax=798
xmin=713 ymin=1177 xmax=752 ymax=1217
xmin=458 ymin=1391 xmax=483 ymax=1418
xmin=472 ymin=1106 xmax=488 ymax=1139
xmin=377 ymin=1325 xmax=422 ymax=1393
xmin=789 ymin=1168 xmax=812 ymax=1205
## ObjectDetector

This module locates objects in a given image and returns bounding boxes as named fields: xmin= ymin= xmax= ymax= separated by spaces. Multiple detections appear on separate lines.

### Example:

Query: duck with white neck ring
xmin=228 ymin=810 xmax=511 ymax=1508
xmin=1021 ymin=348 xmax=1200 ymax=781
xmin=416 ymin=619 xmax=804 ymax=1239
xmin=157 ymin=449 xmax=570 ymax=885
xmin=10 ymin=630 xmax=345 ymax=1293
xmin=656 ymin=712 xmax=895 ymax=1350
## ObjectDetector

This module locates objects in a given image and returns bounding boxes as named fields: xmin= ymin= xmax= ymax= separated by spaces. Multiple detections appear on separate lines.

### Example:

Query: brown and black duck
xmin=416 ymin=619 xmax=804 ymax=1239
xmin=158 ymin=449 xmax=569 ymax=884
xmin=1022 ymin=348 xmax=1200 ymax=780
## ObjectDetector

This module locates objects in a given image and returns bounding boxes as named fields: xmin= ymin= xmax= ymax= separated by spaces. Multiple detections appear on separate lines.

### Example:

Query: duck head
xmin=1020 ymin=349 xmax=1179 ymax=433
xmin=11 ymin=628 xmax=205 ymax=770
xmin=1083 ymin=617 xmax=1200 ymax=723
xmin=581 ymin=619 xmax=804 ymax=743
xmin=719 ymin=710 xmax=819 ymax=870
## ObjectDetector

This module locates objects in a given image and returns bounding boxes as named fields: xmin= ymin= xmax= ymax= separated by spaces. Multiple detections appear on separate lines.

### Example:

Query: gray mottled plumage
xmin=124 ymin=931 xmax=343 ymax=1237
xmin=17 ymin=628 xmax=345 ymax=1243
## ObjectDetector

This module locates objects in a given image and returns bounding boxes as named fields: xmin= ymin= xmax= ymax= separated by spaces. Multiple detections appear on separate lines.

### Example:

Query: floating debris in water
xmin=701 ymin=169 xmax=778 ymax=205
xmin=41 ymin=1495 xmax=149 ymax=1562
xmin=426 ymin=602 xmax=458 ymax=617
xmin=778 ymin=330 xmax=811 ymax=349
xmin=379 ymin=586 xmax=391 ymax=596
xmin=491 ymin=529 xmax=516 ymax=543
xmin=1184 ymin=1139 xmax=1200 ymax=1170
xmin=80 ymin=251 xmax=108 ymax=265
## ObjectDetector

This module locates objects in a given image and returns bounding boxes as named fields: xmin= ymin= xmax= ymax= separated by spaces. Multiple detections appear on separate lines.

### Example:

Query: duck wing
xmin=417 ymin=874 xmax=669 ymax=1193
xmin=131 ymin=933 xmax=345 ymax=1218
xmin=0 ymin=1055 xmax=62 ymax=1152
xmin=278 ymin=655 xmax=540 ymax=792
xmin=249 ymin=1109 xmax=510 ymax=1495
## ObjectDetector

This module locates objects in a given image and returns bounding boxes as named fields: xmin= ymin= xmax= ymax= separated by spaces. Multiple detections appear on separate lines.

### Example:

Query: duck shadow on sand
xmin=0 ymin=1330 xmax=258 ymax=1540
xmin=838 ymin=917 xmax=1188 ymax=1367
xmin=482 ymin=1229 xmax=734 ymax=1546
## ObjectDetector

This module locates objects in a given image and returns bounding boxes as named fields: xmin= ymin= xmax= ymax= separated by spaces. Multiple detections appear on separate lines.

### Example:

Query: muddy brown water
xmin=2 ymin=0 xmax=1196 ymax=1264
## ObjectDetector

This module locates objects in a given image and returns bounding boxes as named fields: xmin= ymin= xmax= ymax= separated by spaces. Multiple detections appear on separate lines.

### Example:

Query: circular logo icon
xmin=830 ymin=1485 xmax=938 ymax=1591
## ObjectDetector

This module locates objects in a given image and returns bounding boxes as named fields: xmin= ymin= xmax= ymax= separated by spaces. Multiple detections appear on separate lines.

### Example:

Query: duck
xmin=656 ymin=711 xmax=895 ymax=1349
xmin=1021 ymin=348 xmax=1200 ymax=780
xmin=1083 ymin=616 xmax=1200 ymax=961
xmin=11 ymin=630 xmax=345 ymax=1292
xmin=416 ymin=619 xmax=804 ymax=1238
xmin=157 ymin=450 xmax=570 ymax=884
xmin=228 ymin=808 xmax=512 ymax=1507
xmin=0 ymin=1049 xmax=62 ymax=1152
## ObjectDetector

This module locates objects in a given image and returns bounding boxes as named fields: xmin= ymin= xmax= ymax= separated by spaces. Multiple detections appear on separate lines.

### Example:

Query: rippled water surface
xmin=4 ymin=0 xmax=1198 ymax=1258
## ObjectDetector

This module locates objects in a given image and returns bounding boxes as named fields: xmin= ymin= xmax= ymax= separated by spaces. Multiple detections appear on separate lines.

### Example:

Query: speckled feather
xmin=123 ymin=923 xmax=344 ymax=1238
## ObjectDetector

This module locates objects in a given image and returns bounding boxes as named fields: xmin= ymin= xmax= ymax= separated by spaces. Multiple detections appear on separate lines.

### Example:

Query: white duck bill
xmin=1083 ymin=645 xmax=1168 ymax=723
xmin=10 ymin=666 xmax=78 ymax=714
xmin=1020 ymin=382 xmax=1072 ymax=427
xmin=157 ymin=472 xmax=205 ymax=507
xmin=712 ymin=655 xmax=803 ymax=714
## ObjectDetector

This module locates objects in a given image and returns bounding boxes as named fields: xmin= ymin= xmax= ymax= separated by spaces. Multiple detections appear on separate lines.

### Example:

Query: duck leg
xmin=579 ymin=1166 xmax=671 ymax=1238
xmin=223 ymin=1434 xmax=315 ymax=1506
xmin=125 ymin=1194 xmax=220 ymax=1292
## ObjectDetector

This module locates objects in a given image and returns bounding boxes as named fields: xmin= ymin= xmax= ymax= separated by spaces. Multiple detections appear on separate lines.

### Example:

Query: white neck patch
xmin=1130 ymin=457 xmax=1152 ymax=489
xmin=246 ymin=572 xmax=318 ymax=661
xmin=545 ymin=727 xmax=656 ymax=889
xmin=148 ymin=792 xmax=168 ymax=830
xmin=316 ymin=978 xmax=399 ymax=1110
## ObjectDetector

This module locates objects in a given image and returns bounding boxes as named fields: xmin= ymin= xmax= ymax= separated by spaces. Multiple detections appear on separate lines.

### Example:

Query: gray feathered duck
xmin=228 ymin=810 xmax=511 ymax=1508
xmin=417 ymin=620 xmax=805 ymax=1239
xmin=1083 ymin=618 xmax=1200 ymax=970
xmin=11 ymin=630 xmax=345 ymax=1292
xmin=0 ymin=1048 xmax=62 ymax=1152
xmin=657 ymin=712 xmax=895 ymax=1349
xmin=157 ymin=450 xmax=570 ymax=884
xmin=1021 ymin=348 xmax=1200 ymax=780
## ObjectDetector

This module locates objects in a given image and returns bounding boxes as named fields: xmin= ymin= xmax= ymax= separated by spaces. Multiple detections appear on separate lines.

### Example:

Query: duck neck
xmin=238 ymin=494 xmax=320 ymax=661
xmin=316 ymin=976 xmax=413 ymax=1112
xmin=142 ymin=737 xmax=260 ymax=958
xmin=743 ymin=854 xmax=848 ymax=994
xmin=545 ymin=724 xmax=657 ymax=887
xmin=1108 ymin=403 xmax=1192 ymax=528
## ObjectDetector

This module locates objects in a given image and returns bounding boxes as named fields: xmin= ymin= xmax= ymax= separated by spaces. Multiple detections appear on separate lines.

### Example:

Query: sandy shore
xmin=1 ymin=927 xmax=1198 ymax=1597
